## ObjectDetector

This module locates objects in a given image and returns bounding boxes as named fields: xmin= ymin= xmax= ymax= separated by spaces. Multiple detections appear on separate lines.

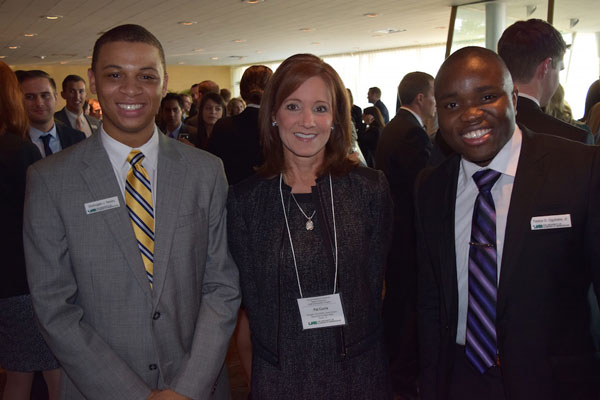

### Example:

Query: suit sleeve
xmin=24 ymin=164 xmax=151 ymax=400
xmin=170 ymin=160 xmax=241 ymax=399
xmin=585 ymin=147 xmax=600 ymax=326
xmin=414 ymin=171 xmax=441 ymax=400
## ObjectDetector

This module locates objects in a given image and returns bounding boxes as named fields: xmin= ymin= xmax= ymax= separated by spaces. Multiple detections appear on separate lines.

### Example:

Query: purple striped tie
xmin=466 ymin=169 xmax=501 ymax=373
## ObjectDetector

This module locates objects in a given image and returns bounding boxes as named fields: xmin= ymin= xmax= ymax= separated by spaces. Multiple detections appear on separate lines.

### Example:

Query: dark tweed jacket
xmin=227 ymin=166 xmax=393 ymax=366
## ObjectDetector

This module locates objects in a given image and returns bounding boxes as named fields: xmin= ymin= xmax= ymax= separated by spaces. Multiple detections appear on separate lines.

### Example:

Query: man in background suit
xmin=376 ymin=71 xmax=436 ymax=400
xmin=24 ymin=24 xmax=240 ymax=400
xmin=416 ymin=46 xmax=600 ymax=400
xmin=498 ymin=19 xmax=593 ymax=144
xmin=54 ymin=74 xmax=100 ymax=137
xmin=159 ymin=93 xmax=197 ymax=139
xmin=17 ymin=70 xmax=85 ymax=157
xmin=368 ymin=86 xmax=390 ymax=124
xmin=208 ymin=65 xmax=272 ymax=185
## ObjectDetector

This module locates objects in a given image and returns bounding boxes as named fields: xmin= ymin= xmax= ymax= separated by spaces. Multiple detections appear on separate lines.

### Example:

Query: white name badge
xmin=297 ymin=293 xmax=346 ymax=330
xmin=530 ymin=214 xmax=571 ymax=230
xmin=85 ymin=196 xmax=120 ymax=215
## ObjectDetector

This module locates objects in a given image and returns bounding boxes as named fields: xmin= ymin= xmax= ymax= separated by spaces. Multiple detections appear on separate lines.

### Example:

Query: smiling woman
xmin=227 ymin=53 xmax=394 ymax=399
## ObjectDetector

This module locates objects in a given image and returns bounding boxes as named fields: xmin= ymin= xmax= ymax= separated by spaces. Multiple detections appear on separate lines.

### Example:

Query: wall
xmin=11 ymin=64 xmax=232 ymax=110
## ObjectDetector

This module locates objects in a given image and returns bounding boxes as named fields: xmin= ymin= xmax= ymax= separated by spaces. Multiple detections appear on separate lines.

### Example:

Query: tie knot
xmin=127 ymin=150 xmax=145 ymax=166
xmin=473 ymin=169 xmax=501 ymax=193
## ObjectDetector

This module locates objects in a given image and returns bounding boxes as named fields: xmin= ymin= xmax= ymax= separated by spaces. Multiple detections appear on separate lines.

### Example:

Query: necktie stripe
xmin=126 ymin=150 xmax=154 ymax=288
xmin=466 ymin=169 xmax=501 ymax=374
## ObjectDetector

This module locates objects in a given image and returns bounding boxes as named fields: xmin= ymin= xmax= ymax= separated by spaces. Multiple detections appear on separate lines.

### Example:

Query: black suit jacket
xmin=0 ymin=133 xmax=42 ymax=298
xmin=54 ymin=107 xmax=100 ymax=136
xmin=208 ymin=107 xmax=262 ymax=185
xmin=516 ymin=96 xmax=593 ymax=144
xmin=415 ymin=126 xmax=600 ymax=400
xmin=55 ymin=120 xmax=86 ymax=151
xmin=375 ymin=99 xmax=390 ymax=124
xmin=375 ymin=109 xmax=432 ymax=396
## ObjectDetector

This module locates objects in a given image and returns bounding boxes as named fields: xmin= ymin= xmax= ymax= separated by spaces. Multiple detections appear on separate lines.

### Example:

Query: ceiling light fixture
xmin=256 ymin=50 xmax=263 ymax=54
xmin=373 ymin=28 xmax=406 ymax=35
xmin=299 ymin=28 xmax=315 ymax=32
xmin=8 ymin=46 xmax=19 ymax=50
xmin=211 ymin=57 xmax=219 ymax=60
xmin=60 ymin=61 xmax=68 ymax=64
xmin=178 ymin=21 xmax=197 ymax=26
xmin=194 ymin=48 xmax=204 ymax=52
xmin=42 ymin=15 xmax=62 ymax=20
xmin=36 ymin=55 xmax=46 ymax=59
xmin=24 ymin=33 xmax=38 ymax=37
xmin=364 ymin=13 xmax=378 ymax=18
xmin=178 ymin=61 xmax=185 ymax=64
xmin=243 ymin=0 xmax=265 ymax=4
xmin=0 ymin=56 xmax=6 ymax=59
xmin=233 ymin=39 xmax=246 ymax=43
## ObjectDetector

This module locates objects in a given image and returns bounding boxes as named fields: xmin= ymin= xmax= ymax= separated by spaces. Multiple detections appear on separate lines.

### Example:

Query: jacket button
xmin=149 ymin=364 xmax=158 ymax=371
xmin=153 ymin=312 xmax=161 ymax=320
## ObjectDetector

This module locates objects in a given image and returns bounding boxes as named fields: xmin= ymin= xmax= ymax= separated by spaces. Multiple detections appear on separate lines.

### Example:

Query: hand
xmin=147 ymin=389 xmax=190 ymax=400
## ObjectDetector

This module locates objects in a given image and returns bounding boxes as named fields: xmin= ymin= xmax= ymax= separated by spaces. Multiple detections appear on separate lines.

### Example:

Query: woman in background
xmin=227 ymin=97 xmax=246 ymax=116
xmin=0 ymin=61 xmax=60 ymax=400
xmin=358 ymin=106 xmax=385 ymax=168
xmin=194 ymin=91 xmax=226 ymax=149
xmin=227 ymin=53 xmax=393 ymax=399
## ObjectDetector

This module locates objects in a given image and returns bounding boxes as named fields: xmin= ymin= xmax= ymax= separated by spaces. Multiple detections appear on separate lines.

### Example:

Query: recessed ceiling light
xmin=211 ymin=57 xmax=219 ymax=60
xmin=194 ymin=48 xmax=204 ymax=52
xmin=24 ymin=33 xmax=38 ymax=37
xmin=178 ymin=61 xmax=185 ymax=64
xmin=178 ymin=21 xmax=197 ymax=26
xmin=243 ymin=0 xmax=265 ymax=4
xmin=299 ymin=28 xmax=315 ymax=32
xmin=233 ymin=39 xmax=246 ymax=43
xmin=42 ymin=15 xmax=62 ymax=20
xmin=36 ymin=55 xmax=46 ymax=59
xmin=86 ymin=55 xmax=92 ymax=59
xmin=8 ymin=46 xmax=19 ymax=50
xmin=364 ymin=13 xmax=378 ymax=18
xmin=256 ymin=50 xmax=263 ymax=54
xmin=0 ymin=56 xmax=6 ymax=59
xmin=60 ymin=61 xmax=68 ymax=64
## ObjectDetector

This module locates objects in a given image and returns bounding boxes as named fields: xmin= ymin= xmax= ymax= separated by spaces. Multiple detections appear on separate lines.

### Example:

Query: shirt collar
xmin=399 ymin=106 xmax=424 ymax=127
xmin=29 ymin=123 xmax=57 ymax=140
xmin=100 ymin=124 xmax=159 ymax=171
xmin=460 ymin=124 xmax=522 ymax=182
xmin=65 ymin=107 xmax=83 ymax=120
xmin=518 ymin=93 xmax=540 ymax=107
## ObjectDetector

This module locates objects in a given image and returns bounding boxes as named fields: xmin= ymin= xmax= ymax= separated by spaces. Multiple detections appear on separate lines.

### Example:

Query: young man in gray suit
xmin=54 ymin=74 xmax=101 ymax=138
xmin=24 ymin=24 xmax=240 ymax=400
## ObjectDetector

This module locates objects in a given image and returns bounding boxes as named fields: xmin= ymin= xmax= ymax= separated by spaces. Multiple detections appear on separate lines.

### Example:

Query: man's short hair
xmin=398 ymin=72 xmax=434 ymax=106
xmin=62 ymin=74 xmax=86 ymax=91
xmin=16 ymin=69 xmax=57 ymax=92
xmin=198 ymin=80 xmax=219 ymax=96
xmin=92 ymin=24 xmax=166 ymax=72
xmin=161 ymin=92 xmax=184 ymax=109
xmin=369 ymin=87 xmax=381 ymax=97
xmin=498 ymin=19 xmax=567 ymax=83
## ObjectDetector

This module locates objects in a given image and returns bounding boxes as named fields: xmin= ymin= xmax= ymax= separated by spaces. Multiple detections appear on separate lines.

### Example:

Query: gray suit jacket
xmin=24 ymin=132 xmax=240 ymax=400
xmin=55 ymin=107 xmax=101 ymax=136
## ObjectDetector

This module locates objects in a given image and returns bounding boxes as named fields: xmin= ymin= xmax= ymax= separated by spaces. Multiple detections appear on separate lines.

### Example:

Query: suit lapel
xmin=151 ymin=135 xmax=186 ymax=302
xmin=79 ymin=134 xmax=153 ymax=298
xmin=497 ymin=127 xmax=549 ymax=315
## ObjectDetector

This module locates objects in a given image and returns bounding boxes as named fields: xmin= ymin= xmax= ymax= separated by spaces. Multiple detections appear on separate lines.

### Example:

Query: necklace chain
xmin=290 ymin=193 xmax=316 ymax=230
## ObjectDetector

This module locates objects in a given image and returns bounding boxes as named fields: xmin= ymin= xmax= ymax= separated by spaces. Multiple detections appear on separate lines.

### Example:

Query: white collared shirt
xmin=100 ymin=125 xmax=159 ymax=211
xmin=399 ymin=106 xmax=424 ymax=128
xmin=65 ymin=108 xmax=93 ymax=138
xmin=29 ymin=124 xmax=60 ymax=157
xmin=454 ymin=125 xmax=522 ymax=345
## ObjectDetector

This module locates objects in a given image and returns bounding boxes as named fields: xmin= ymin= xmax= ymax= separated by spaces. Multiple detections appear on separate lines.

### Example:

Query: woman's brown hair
xmin=258 ymin=54 xmax=357 ymax=177
xmin=0 ymin=61 xmax=29 ymax=138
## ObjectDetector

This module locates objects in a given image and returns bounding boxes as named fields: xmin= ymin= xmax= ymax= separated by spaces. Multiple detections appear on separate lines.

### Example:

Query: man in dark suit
xmin=376 ymin=71 xmax=436 ymax=400
xmin=416 ymin=46 xmax=600 ymax=400
xmin=17 ymin=70 xmax=85 ymax=157
xmin=368 ymin=86 xmax=390 ymax=124
xmin=54 ymin=74 xmax=100 ymax=138
xmin=498 ymin=19 xmax=593 ymax=144
xmin=159 ymin=93 xmax=197 ymax=139
xmin=208 ymin=65 xmax=272 ymax=185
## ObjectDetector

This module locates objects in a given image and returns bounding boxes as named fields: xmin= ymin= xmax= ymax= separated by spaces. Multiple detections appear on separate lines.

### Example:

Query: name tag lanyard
xmin=279 ymin=173 xmax=338 ymax=298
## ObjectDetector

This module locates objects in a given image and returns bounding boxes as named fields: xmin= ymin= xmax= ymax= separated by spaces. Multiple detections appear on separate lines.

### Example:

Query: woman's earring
xmin=272 ymin=121 xmax=278 ymax=127
xmin=331 ymin=125 xmax=334 ymax=131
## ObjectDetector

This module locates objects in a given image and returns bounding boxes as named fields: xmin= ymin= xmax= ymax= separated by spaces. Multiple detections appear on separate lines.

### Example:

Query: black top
xmin=0 ymin=133 xmax=42 ymax=298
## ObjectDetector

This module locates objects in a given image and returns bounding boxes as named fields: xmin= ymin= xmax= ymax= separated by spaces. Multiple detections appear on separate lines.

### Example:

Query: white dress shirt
xmin=100 ymin=125 xmax=159 ymax=211
xmin=454 ymin=125 xmax=522 ymax=345
xmin=65 ymin=108 xmax=93 ymax=138
xmin=29 ymin=124 xmax=61 ymax=157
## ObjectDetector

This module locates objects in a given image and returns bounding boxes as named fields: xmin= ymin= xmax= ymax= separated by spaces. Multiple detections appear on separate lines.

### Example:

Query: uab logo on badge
xmin=308 ymin=321 xmax=318 ymax=326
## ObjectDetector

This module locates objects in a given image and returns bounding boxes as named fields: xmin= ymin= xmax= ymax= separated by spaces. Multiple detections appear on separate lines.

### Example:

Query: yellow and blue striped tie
xmin=125 ymin=150 xmax=154 ymax=288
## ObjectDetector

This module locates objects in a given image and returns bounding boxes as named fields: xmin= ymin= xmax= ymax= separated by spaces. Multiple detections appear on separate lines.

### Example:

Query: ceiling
xmin=0 ymin=0 xmax=598 ymax=67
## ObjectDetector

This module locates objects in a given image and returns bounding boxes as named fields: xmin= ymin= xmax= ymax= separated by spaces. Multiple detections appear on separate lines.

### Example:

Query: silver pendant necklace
xmin=290 ymin=193 xmax=316 ymax=231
